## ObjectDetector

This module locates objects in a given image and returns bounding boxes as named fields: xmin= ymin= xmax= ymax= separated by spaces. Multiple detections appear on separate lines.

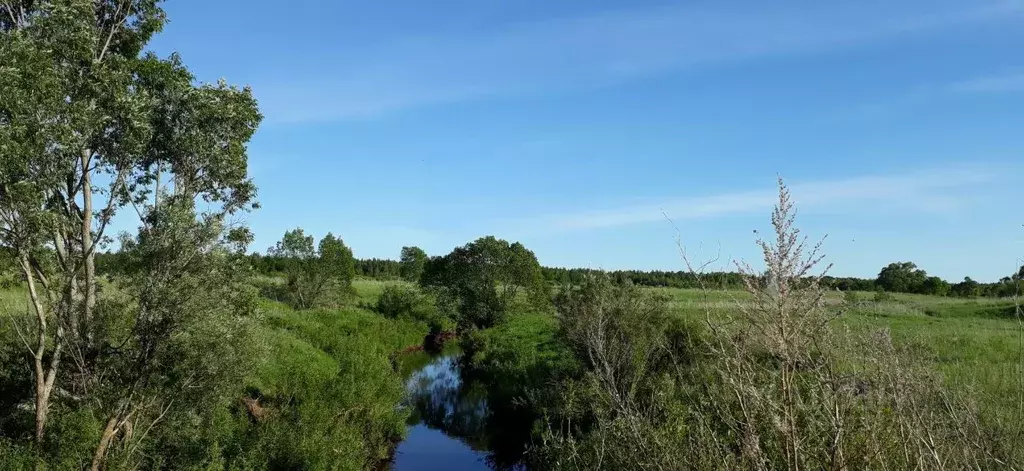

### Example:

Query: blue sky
xmin=146 ymin=0 xmax=1024 ymax=281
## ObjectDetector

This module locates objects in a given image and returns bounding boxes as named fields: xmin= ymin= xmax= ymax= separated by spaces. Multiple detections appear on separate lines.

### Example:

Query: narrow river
xmin=391 ymin=347 xmax=493 ymax=470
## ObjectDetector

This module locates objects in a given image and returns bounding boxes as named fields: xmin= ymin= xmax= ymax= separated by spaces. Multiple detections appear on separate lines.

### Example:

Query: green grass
xmin=222 ymin=282 xmax=430 ymax=469
xmin=351 ymin=277 xmax=415 ymax=305
xmin=644 ymin=286 xmax=1024 ymax=431
xmin=842 ymin=298 xmax=1023 ymax=429
xmin=468 ymin=312 xmax=571 ymax=379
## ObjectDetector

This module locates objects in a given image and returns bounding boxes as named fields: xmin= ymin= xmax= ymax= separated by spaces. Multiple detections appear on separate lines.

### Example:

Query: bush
xmin=873 ymin=289 xmax=894 ymax=303
xmin=374 ymin=284 xmax=438 ymax=323
xmin=843 ymin=290 xmax=860 ymax=305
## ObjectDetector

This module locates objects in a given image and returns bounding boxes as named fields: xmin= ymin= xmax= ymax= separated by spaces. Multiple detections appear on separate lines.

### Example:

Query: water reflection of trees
xmin=404 ymin=354 xmax=532 ymax=470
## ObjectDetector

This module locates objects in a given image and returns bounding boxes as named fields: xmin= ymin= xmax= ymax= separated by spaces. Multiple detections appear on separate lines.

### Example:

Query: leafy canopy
xmin=876 ymin=261 xmax=928 ymax=294
xmin=423 ymin=236 xmax=548 ymax=329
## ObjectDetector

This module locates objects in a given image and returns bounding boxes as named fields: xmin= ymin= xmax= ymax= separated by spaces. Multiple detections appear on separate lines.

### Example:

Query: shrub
xmin=374 ymin=284 xmax=438 ymax=323
xmin=843 ymin=290 xmax=859 ymax=305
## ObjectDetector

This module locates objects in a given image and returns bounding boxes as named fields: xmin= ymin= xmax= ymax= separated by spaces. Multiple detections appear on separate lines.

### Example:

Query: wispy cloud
xmin=833 ymin=67 xmax=1024 ymax=120
xmin=512 ymin=165 xmax=999 ymax=234
xmin=949 ymin=71 xmax=1024 ymax=93
xmin=256 ymin=1 xmax=1024 ymax=124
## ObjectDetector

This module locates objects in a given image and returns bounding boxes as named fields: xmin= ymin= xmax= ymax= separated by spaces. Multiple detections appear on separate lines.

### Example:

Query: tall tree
xmin=423 ymin=236 xmax=548 ymax=329
xmin=400 ymin=246 xmax=428 ymax=282
xmin=0 ymin=0 xmax=260 ymax=455
xmin=875 ymin=262 xmax=928 ymax=294
xmin=88 ymin=204 xmax=259 ymax=469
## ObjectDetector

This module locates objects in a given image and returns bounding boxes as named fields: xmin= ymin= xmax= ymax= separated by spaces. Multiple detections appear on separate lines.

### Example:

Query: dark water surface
xmin=391 ymin=347 xmax=528 ymax=470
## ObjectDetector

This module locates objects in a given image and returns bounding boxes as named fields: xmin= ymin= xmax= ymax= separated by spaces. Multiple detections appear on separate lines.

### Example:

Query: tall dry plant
xmin=706 ymin=178 xmax=835 ymax=470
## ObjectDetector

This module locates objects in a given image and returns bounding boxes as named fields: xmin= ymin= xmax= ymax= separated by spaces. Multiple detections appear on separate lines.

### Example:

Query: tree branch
xmin=96 ymin=0 xmax=132 ymax=63
xmin=85 ymin=166 xmax=129 ymax=260
xmin=2 ymin=1 xmax=18 ymax=27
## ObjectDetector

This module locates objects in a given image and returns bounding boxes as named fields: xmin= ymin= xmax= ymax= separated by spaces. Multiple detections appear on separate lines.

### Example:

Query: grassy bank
xmin=229 ymin=297 xmax=428 ymax=469
xmin=0 ymin=281 xmax=429 ymax=470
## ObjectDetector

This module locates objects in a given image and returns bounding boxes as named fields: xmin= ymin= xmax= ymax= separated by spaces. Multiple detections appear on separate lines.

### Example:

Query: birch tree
xmin=0 ymin=0 xmax=260 ymax=458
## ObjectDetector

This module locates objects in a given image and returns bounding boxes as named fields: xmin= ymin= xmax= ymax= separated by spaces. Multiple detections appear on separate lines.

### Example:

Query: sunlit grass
xmin=641 ymin=286 xmax=1023 ymax=433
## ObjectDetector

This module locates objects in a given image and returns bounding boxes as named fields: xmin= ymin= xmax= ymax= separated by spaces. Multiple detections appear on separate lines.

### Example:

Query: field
xmin=658 ymin=286 xmax=1023 ymax=422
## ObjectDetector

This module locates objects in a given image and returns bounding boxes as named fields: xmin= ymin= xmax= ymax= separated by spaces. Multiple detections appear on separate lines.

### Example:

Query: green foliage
xmin=0 ymin=2 xmax=261 ymax=467
xmin=873 ymin=263 xmax=957 ymax=296
xmin=0 ymin=248 xmax=16 ymax=289
xmin=543 ymin=266 xmax=747 ymax=289
xmin=554 ymin=275 xmax=678 ymax=393
xmin=524 ymin=184 xmax=1018 ymax=470
xmin=356 ymin=258 xmax=402 ymax=279
xmin=422 ymin=236 xmax=549 ymax=330
xmin=0 ymin=438 xmax=35 ymax=469
xmin=526 ymin=274 xmax=703 ymax=470
xmin=399 ymin=246 xmax=428 ymax=283
xmin=374 ymin=284 xmax=440 ymax=324
xmin=269 ymin=229 xmax=356 ymax=309
xmin=843 ymin=289 xmax=859 ymax=305
xmin=951 ymin=276 xmax=982 ymax=298
xmin=222 ymin=304 xmax=427 ymax=470
xmin=873 ymin=289 xmax=895 ymax=303
xmin=458 ymin=312 xmax=580 ymax=468
xmin=83 ymin=204 xmax=261 ymax=469
xmin=876 ymin=261 xmax=929 ymax=294
xmin=921 ymin=275 xmax=951 ymax=296
xmin=466 ymin=312 xmax=577 ymax=391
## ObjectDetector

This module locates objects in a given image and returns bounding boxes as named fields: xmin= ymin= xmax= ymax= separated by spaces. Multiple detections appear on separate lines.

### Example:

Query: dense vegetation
xmin=453 ymin=185 xmax=1024 ymax=470
xmin=1 ymin=1 xmax=1022 ymax=470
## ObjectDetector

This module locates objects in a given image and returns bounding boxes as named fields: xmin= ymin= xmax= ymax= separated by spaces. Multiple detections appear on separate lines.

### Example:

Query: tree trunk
xmin=81 ymin=149 xmax=96 ymax=346
xmin=33 ymin=359 xmax=48 ymax=444
xmin=21 ymin=254 xmax=61 ymax=445
xmin=90 ymin=416 xmax=119 ymax=471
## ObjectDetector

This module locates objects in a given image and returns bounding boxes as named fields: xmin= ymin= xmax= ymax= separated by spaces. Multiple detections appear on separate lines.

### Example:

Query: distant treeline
xmin=543 ymin=268 xmax=881 ymax=292
xmin=240 ymin=253 xmax=865 ymax=291
xmin=83 ymin=251 xmax=1022 ymax=298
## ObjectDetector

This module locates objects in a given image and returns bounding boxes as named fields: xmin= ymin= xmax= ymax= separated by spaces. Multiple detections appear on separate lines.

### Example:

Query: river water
xmin=391 ymin=347 xmax=529 ymax=470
